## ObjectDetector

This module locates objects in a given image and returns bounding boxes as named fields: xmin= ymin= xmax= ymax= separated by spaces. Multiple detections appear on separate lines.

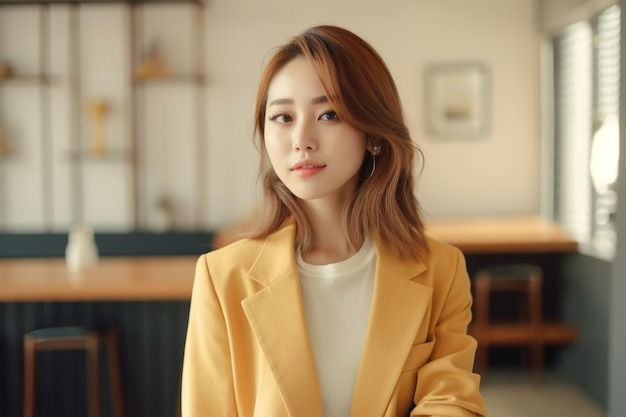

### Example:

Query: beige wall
xmin=204 ymin=0 xmax=540 ymax=228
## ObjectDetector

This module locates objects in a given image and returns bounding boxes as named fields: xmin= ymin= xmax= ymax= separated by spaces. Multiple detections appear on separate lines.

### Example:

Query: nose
xmin=292 ymin=119 xmax=318 ymax=151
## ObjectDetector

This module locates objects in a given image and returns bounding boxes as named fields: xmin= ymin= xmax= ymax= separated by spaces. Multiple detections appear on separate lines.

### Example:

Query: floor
xmin=481 ymin=371 xmax=606 ymax=417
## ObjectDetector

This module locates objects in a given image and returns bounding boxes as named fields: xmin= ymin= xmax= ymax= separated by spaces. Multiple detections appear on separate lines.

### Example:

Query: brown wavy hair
xmin=249 ymin=25 xmax=428 ymax=260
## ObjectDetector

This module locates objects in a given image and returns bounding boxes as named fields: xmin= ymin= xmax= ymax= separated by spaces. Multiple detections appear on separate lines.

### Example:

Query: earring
xmin=368 ymin=145 xmax=382 ymax=178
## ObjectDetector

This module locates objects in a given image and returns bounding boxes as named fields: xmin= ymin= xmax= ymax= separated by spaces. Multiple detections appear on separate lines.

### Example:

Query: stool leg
xmin=105 ymin=328 xmax=125 ymax=417
xmin=531 ymin=340 xmax=543 ymax=382
xmin=23 ymin=336 xmax=36 ymax=417
xmin=87 ymin=336 xmax=101 ymax=417
xmin=530 ymin=276 xmax=544 ymax=382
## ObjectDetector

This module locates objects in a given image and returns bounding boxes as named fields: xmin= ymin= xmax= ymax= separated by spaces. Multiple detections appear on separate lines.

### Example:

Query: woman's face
xmin=264 ymin=57 xmax=366 ymax=206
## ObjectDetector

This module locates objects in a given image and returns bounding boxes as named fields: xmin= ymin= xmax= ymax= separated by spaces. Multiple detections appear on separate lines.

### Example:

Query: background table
xmin=426 ymin=215 xmax=578 ymax=253
xmin=0 ymin=256 xmax=196 ymax=302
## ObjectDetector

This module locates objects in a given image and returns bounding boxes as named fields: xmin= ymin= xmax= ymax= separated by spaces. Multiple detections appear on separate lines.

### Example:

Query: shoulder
xmin=415 ymin=236 xmax=469 ymax=288
xmin=200 ymin=236 xmax=268 ymax=278
xmin=375 ymin=233 xmax=467 ymax=287
xmin=424 ymin=235 xmax=465 ymax=263
xmin=190 ymin=237 xmax=269 ymax=307
xmin=197 ymin=221 xmax=297 ymax=285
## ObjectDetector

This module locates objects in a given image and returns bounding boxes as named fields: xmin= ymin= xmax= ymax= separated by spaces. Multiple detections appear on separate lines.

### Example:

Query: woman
xmin=182 ymin=25 xmax=487 ymax=417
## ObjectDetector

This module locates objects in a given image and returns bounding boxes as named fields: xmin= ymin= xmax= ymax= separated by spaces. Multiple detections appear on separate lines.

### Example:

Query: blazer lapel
xmin=349 ymin=242 xmax=432 ymax=417
xmin=241 ymin=222 xmax=324 ymax=417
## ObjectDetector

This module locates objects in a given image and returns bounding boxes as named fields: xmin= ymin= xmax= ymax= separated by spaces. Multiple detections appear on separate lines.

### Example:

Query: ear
xmin=366 ymin=136 xmax=383 ymax=155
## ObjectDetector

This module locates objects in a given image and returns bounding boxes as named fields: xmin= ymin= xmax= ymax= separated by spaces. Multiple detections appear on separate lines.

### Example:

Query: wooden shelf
xmin=133 ymin=73 xmax=204 ymax=85
xmin=0 ymin=74 xmax=52 ymax=85
xmin=62 ymin=149 xmax=133 ymax=163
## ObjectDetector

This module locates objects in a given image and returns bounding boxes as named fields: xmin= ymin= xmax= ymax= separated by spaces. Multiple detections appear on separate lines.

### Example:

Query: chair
xmin=469 ymin=264 xmax=577 ymax=381
xmin=23 ymin=326 xmax=125 ymax=417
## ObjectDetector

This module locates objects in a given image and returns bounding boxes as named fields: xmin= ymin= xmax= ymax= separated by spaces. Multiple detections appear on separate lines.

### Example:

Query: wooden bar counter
xmin=426 ymin=215 xmax=578 ymax=254
xmin=0 ymin=256 xmax=197 ymax=302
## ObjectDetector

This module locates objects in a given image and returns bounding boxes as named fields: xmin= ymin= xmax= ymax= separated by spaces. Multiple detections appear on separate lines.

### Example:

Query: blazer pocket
xmin=401 ymin=341 xmax=434 ymax=373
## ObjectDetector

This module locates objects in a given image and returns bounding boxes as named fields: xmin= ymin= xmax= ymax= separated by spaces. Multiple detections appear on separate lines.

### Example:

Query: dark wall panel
xmin=0 ymin=232 xmax=214 ymax=258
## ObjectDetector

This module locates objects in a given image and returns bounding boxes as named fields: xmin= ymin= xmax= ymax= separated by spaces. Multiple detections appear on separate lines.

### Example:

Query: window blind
xmin=554 ymin=21 xmax=593 ymax=245
xmin=592 ymin=5 xmax=620 ymax=258
xmin=552 ymin=5 xmax=620 ymax=260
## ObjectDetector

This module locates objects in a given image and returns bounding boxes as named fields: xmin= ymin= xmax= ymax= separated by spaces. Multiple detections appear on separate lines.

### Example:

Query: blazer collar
xmin=242 ymin=221 xmax=432 ymax=417
xmin=247 ymin=220 xmax=299 ymax=286
xmin=242 ymin=220 xmax=324 ymax=416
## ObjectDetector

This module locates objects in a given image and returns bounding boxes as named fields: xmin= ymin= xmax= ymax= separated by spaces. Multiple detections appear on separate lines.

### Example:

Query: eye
xmin=268 ymin=113 xmax=292 ymax=123
xmin=319 ymin=111 xmax=339 ymax=121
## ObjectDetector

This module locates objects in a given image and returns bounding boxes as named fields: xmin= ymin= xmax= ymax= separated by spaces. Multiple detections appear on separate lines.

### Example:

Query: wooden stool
xmin=23 ymin=326 xmax=125 ymax=417
xmin=469 ymin=264 xmax=577 ymax=381
xmin=471 ymin=264 xmax=543 ymax=379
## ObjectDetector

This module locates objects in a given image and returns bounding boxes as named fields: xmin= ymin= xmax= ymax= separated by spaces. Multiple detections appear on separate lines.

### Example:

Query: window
xmin=552 ymin=5 xmax=620 ymax=260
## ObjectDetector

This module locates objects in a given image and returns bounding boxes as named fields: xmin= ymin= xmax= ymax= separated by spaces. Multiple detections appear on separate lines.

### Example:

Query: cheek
xmin=264 ymin=125 xmax=286 ymax=150
xmin=263 ymin=132 xmax=286 ymax=170
xmin=339 ymin=135 xmax=367 ymax=168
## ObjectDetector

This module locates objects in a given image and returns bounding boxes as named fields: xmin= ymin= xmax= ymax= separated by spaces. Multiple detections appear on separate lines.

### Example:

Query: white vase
xmin=65 ymin=225 xmax=99 ymax=272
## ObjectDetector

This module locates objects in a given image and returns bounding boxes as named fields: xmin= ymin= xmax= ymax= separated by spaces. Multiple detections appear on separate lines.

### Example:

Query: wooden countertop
xmin=426 ymin=215 xmax=578 ymax=253
xmin=0 ymin=216 xmax=578 ymax=302
xmin=0 ymin=256 xmax=197 ymax=302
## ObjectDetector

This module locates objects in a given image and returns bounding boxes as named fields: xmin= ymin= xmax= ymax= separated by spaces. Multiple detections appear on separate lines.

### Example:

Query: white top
xmin=297 ymin=239 xmax=376 ymax=417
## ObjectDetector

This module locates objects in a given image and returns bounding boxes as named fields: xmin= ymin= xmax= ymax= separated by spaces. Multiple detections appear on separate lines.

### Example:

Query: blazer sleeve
xmin=411 ymin=247 xmax=487 ymax=417
xmin=181 ymin=254 xmax=238 ymax=417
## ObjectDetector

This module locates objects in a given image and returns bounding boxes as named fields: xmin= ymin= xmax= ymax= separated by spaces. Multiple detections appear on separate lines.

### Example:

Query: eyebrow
xmin=268 ymin=95 xmax=329 ymax=107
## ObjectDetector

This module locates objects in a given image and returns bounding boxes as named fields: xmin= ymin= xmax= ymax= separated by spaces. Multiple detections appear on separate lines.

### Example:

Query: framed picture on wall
xmin=424 ymin=62 xmax=489 ymax=138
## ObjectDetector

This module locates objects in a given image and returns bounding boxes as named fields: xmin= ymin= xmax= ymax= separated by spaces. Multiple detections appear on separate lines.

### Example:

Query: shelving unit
xmin=0 ymin=0 xmax=206 ymax=231
xmin=129 ymin=0 xmax=205 ymax=230
xmin=0 ymin=4 xmax=53 ymax=229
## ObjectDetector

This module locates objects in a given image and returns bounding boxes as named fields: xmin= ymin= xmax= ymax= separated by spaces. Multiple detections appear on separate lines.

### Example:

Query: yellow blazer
xmin=181 ymin=221 xmax=487 ymax=417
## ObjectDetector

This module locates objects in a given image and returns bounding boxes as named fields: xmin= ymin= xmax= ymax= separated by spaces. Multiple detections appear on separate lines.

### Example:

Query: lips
xmin=291 ymin=159 xmax=326 ymax=177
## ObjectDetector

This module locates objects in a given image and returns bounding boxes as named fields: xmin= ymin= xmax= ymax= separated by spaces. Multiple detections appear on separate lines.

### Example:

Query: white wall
xmin=0 ymin=0 xmax=540 ymax=232
xmin=204 ymin=0 xmax=540 ymax=228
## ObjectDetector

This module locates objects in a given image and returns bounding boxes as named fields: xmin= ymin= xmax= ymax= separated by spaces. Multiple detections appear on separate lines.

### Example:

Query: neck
xmin=300 ymin=202 xmax=362 ymax=265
